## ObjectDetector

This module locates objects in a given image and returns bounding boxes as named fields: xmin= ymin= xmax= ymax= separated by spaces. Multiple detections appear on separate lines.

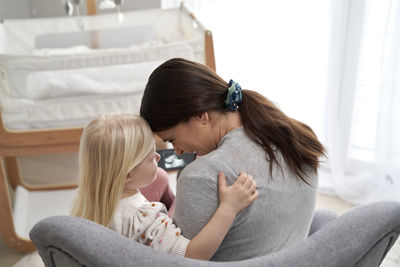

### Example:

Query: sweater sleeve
xmin=138 ymin=203 xmax=190 ymax=257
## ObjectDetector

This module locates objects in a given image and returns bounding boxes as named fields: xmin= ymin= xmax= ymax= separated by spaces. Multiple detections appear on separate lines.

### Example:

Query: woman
xmin=140 ymin=58 xmax=325 ymax=261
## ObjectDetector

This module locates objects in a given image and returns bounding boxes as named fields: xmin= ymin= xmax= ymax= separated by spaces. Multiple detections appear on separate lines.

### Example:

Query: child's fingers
xmin=248 ymin=176 xmax=257 ymax=191
xmin=242 ymin=174 xmax=254 ymax=189
xmin=250 ymin=189 xmax=259 ymax=202
xmin=249 ymin=179 xmax=257 ymax=191
xmin=236 ymin=172 xmax=247 ymax=185
xmin=218 ymin=172 xmax=227 ymax=190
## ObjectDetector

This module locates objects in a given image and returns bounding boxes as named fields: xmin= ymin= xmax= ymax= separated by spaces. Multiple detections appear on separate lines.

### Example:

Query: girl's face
xmin=124 ymin=143 xmax=161 ymax=192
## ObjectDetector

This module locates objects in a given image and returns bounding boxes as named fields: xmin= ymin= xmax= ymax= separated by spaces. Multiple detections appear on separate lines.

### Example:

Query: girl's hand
xmin=184 ymin=172 xmax=258 ymax=260
xmin=218 ymin=172 xmax=258 ymax=215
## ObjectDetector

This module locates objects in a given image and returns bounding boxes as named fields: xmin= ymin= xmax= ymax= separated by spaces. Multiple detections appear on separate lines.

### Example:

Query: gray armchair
xmin=30 ymin=201 xmax=400 ymax=267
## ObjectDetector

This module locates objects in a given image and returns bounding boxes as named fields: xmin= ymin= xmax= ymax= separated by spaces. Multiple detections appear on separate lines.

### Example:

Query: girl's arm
xmin=184 ymin=172 xmax=258 ymax=260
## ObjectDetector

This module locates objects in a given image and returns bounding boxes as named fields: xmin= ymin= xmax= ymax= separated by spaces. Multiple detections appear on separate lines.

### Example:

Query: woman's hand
xmin=218 ymin=172 xmax=258 ymax=215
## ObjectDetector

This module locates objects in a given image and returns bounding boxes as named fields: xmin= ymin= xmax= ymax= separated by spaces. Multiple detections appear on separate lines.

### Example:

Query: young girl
xmin=71 ymin=113 xmax=258 ymax=260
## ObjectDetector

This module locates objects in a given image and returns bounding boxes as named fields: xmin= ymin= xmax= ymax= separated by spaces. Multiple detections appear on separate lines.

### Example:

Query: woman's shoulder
xmin=179 ymin=155 xmax=219 ymax=182
xmin=177 ymin=127 xmax=263 ymax=184
xmin=177 ymin=147 xmax=239 ymax=189
xmin=178 ymin=156 xmax=218 ymax=183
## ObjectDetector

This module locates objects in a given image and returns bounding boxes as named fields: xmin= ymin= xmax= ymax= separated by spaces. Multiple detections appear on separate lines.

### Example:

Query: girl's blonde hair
xmin=71 ymin=113 xmax=154 ymax=227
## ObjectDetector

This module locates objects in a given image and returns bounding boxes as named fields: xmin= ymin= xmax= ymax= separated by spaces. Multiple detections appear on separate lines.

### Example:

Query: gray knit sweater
xmin=173 ymin=127 xmax=318 ymax=261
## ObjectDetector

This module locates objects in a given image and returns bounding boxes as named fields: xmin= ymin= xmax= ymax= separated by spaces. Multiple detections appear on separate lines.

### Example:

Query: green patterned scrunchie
xmin=224 ymin=79 xmax=242 ymax=111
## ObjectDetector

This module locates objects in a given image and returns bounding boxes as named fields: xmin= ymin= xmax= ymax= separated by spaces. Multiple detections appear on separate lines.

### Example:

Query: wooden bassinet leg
xmin=0 ymin=158 xmax=36 ymax=252
xmin=4 ymin=156 xmax=22 ymax=190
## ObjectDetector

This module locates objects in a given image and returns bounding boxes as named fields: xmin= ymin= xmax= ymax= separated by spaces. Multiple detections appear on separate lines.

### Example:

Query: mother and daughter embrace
xmin=71 ymin=58 xmax=325 ymax=261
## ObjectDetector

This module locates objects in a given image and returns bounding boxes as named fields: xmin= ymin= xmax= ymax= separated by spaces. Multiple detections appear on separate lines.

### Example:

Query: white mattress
xmin=3 ymin=92 xmax=144 ymax=130
xmin=0 ymin=6 xmax=207 ymax=130
xmin=1 ymin=44 xmax=196 ymax=130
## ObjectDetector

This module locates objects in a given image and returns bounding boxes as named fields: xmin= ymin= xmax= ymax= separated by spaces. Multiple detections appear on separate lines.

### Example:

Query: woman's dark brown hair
xmin=140 ymin=58 xmax=325 ymax=184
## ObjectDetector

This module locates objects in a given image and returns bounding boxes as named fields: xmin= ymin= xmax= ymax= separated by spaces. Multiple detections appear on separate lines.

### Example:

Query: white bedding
xmin=3 ymin=93 xmax=144 ymax=130
xmin=0 ymin=6 xmax=207 ymax=130
xmin=1 ymin=46 xmax=195 ymax=130
xmin=27 ymin=63 xmax=149 ymax=100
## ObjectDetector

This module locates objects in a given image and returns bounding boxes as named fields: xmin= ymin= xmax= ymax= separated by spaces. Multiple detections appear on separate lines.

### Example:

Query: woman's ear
xmin=196 ymin=112 xmax=210 ymax=125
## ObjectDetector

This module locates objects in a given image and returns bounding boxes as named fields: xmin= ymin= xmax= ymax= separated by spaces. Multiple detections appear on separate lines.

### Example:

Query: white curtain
xmin=162 ymin=0 xmax=400 ymax=204
xmin=320 ymin=0 xmax=400 ymax=204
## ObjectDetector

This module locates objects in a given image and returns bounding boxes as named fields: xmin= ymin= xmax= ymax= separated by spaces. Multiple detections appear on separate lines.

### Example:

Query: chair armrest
xmin=309 ymin=209 xmax=338 ymax=236
xmin=266 ymin=201 xmax=400 ymax=267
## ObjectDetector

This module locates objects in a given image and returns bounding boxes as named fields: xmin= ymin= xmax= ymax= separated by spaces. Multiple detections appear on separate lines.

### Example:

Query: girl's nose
xmin=155 ymin=152 xmax=161 ymax=162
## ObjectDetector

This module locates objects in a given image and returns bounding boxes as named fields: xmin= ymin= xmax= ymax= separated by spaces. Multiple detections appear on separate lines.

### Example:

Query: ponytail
xmin=240 ymin=90 xmax=325 ymax=184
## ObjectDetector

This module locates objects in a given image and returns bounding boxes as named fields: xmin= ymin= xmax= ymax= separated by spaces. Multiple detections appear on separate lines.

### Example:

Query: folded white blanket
xmin=3 ymin=40 xmax=196 ymax=100
xmin=26 ymin=60 xmax=160 ymax=99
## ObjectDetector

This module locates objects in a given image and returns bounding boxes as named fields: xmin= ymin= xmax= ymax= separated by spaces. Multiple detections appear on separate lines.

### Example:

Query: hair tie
xmin=224 ymin=79 xmax=242 ymax=111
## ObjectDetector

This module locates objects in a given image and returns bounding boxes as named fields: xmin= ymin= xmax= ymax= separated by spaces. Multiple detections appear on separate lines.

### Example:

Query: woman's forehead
xmin=155 ymin=128 xmax=176 ymax=141
xmin=155 ymin=119 xmax=197 ymax=141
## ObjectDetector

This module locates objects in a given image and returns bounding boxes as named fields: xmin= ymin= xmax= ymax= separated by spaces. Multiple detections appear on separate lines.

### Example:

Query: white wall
xmin=0 ymin=0 xmax=161 ymax=21
xmin=0 ymin=0 xmax=31 ymax=20
xmin=0 ymin=23 xmax=4 ymax=53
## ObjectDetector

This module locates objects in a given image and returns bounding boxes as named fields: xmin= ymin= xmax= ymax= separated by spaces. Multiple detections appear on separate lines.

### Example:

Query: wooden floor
xmin=1 ymin=153 xmax=398 ymax=266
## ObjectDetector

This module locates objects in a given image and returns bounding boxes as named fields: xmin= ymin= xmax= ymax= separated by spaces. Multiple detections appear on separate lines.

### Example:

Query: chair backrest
xmin=30 ymin=202 xmax=400 ymax=267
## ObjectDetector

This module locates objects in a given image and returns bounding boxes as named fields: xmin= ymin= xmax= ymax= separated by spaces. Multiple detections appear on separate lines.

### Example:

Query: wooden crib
xmin=0 ymin=3 xmax=215 ymax=252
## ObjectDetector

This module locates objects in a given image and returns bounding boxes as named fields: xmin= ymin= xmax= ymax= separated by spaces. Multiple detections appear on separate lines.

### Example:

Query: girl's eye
xmin=168 ymin=139 xmax=174 ymax=143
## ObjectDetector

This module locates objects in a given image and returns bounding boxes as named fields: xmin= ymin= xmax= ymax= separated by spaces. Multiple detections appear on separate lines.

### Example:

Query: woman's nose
xmin=173 ymin=145 xmax=184 ymax=156
xmin=155 ymin=152 xmax=161 ymax=162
